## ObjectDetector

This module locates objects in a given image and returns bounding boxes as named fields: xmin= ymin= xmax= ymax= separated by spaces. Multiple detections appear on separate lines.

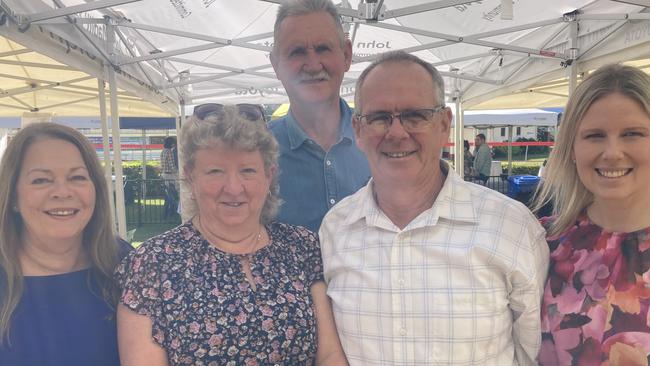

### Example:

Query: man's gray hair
xmin=354 ymin=50 xmax=446 ymax=115
xmin=180 ymin=106 xmax=281 ymax=224
xmin=273 ymin=0 xmax=346 ymax=52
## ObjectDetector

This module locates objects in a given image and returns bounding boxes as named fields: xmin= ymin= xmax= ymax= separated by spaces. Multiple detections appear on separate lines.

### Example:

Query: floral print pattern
xmin=539 ymin=214 xmax=650 ymax=365
xmin=116 ymin=221 xmax=323 ymax=365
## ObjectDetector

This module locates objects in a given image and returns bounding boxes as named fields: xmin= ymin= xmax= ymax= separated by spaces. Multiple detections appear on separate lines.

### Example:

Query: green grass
xmin=127 ymin=222 xmax=180 ymax=247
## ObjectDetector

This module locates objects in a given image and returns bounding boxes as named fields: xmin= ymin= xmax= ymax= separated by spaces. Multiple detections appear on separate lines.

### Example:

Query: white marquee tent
xmin=1 ymin=0 xmax=649 ymax=235
xmin=451 ymin=107 xmax=558 ymax=172
xmin=454 ymin=107 xmax=558 ymax=127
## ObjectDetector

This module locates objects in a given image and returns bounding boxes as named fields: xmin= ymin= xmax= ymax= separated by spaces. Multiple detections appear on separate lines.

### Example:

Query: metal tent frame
xmin=1 ymin=0 xmax=649 ymax=234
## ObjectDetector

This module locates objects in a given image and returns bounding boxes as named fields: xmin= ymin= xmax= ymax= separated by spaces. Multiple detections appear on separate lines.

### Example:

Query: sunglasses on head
xmin=193 ymin=103 xmax=266 ymax=122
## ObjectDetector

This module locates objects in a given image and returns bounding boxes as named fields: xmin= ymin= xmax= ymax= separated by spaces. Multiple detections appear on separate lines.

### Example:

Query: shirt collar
xmin=344 ymin=161 xmax=480 ymax=229
xmin=285 ymin=98 xmax=354 ymax=150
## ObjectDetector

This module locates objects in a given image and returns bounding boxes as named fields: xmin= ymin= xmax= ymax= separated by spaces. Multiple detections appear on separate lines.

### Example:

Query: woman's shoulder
xmin=116 ymin=236 xmax=134 ymax=259
xmin=129 ymin=222 xmax=199 ymax=261
xmin=269 ymin=221 xmax=317 ymax=240
xmin=268 ymin=222 xmax=319 ymax=252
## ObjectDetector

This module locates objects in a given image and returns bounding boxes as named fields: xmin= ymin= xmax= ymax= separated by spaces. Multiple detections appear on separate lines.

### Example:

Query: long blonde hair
xmin=0 ymin=123 xmax=120 ymax=343
xmin=532 ymin=64 xmax=650 ymax=236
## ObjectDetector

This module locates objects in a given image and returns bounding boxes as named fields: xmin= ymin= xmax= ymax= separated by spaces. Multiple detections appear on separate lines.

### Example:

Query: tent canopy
xmin=0 ymin=35 xmax=173 ymax=117
xmin=1 ymin=0 xmax=649 ymax=116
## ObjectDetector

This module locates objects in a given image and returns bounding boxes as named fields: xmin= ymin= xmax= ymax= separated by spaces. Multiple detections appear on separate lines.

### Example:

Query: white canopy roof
xmin=0 ymin=34 xmax=173 ymax=117
xmin=0 ymin=0 xmax=648 ymax=115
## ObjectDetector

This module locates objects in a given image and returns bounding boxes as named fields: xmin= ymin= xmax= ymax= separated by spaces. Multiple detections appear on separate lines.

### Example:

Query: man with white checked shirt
xmin=319 ymin=51 xmax=549 ymax=365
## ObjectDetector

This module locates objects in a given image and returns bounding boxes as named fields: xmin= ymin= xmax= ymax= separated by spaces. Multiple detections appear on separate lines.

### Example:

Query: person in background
xmin=463 ymin=139 xmax=474 ymax=177
xmin=320 ymin=50 xmax=549 ymax=365
xmin=269 ymin=0 xmax=370 ymax=232
xmin=0 ymin=123 xmax=130 ymax=366
xmin=160 ymin=136 xmax=179 ymax=218
xmin=473 ymin=133 xmax=491 ymax=184
xmin=534 ymin=64 xmax=650 ymax=365
xmin=116 ymin=105 xmax=347 ymax=365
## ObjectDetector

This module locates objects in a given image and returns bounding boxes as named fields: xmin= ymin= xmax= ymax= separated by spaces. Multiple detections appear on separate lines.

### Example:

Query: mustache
xmin=298 ymin=70 xmax=330 ymax=82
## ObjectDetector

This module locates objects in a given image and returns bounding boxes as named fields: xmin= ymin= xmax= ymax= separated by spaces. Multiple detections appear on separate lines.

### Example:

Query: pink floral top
xmin=539 ymin=215 xmax=650 ymax=365
xmin=116 ymin=221 xmax=323 ymax=365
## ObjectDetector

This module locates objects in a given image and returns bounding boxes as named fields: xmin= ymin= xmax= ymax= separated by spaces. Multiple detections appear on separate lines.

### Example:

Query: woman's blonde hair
xmin=533 ymin=64 xmax=650 ymax=236
xmin=0 ymin=123 xmax=120 ymax=343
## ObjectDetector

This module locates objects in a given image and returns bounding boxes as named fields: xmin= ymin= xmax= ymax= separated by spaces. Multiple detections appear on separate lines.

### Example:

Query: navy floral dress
xmin=116 ymin=221 xmax=323 ymax=365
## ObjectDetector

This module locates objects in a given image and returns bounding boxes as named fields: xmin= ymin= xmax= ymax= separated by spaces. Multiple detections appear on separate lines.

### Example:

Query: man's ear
xmin=441 ymin=106 xmax=452 ymax=135
xmin=270 ymin=49 xmax=280 ymax=77
xmin=343 ymin=39 xmax=353 ymax=71
xmin=352 ymin=114 xmax=362 ymax=140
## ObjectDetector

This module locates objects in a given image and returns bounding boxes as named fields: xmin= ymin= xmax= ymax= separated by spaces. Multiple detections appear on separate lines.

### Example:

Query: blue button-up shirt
xmin=269 ymin=99 xmax=370 ymax=232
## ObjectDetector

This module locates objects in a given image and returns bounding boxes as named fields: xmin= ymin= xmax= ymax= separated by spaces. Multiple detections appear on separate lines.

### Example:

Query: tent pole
xmin=454 ymin=102 xmax=463 ymax=178
xmin=141 ymin=128 xmax=147 ymax=201
xmin=107 ymin=66 xmax=127 ymax=238
xmin=179 ymin=100 xmax=190 ymax=222
xmin=106 ymin=18 xmax=127 ymax=238
xmin=98 ymin=78 xmax=115 ymax=223
xmin=567 ymin=15 xmax=579 ymax=96
xmin=452 ymin=71 xmax=464 ymax=178
xmin=507 ymin=125 xmax=513 ymax=176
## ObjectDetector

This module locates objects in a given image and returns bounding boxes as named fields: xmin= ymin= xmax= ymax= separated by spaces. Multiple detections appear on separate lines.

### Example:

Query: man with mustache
xmin=269 ymin=0 xmax=370 ymax=232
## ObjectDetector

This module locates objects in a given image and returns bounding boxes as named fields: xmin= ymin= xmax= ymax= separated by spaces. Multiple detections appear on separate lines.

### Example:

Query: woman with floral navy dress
xmin=116 ymin=104 xmax=347 ymax=365
xmin=533 ymin=64 xmax=650 ymax=365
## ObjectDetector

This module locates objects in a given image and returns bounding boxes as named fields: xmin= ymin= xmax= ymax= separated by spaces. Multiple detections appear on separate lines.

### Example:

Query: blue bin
xmin=507 ymin=175 xmax=540 ymax=198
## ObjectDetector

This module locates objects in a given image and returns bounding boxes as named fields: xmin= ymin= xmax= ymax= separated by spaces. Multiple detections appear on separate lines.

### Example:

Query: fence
xmin=124 ymin=174 xmax=540 ymax=228
xmin=464 ymin=174 xmax=509 ymax=196
xmin=464 ymin=173 xmax=552 ymax=218
xmin=124 ymin=178 xmax=181 ymax=226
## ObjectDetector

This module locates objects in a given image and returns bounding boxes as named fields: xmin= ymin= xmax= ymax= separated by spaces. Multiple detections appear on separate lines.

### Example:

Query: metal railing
xmin=464 ymin=174 xmax=545 ymax=214
xmin=124 ymin=178 xmax=181 ymax=226
xmin=464 ymin=174 xmax=510 ymax=195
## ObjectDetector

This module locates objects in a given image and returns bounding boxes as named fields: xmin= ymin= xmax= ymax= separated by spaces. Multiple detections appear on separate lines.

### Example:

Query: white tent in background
xmin=449 ymin=107 xmax=559 ymax=175
xmin=1 ymin=0 xmax=649 ymax=229
xmin=461 ymin=109 xmax=558 ymax=127
xmin=449 ymin=107 xmax=558 ymax=128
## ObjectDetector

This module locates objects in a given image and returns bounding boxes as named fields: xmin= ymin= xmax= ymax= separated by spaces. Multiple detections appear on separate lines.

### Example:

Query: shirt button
xmin=326 ymin=160 xmax=332 ymax=166
xmin=329 ymin=198 xmax=336 ymax=205
xmin=399 ymin=328 xmax=407 ymax=336
xmin=398 ymin=279 xmax=405 ymax=287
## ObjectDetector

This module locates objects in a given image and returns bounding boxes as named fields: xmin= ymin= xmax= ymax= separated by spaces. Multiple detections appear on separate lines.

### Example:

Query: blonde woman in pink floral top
xmin=533 ymin=64 xmax=650 ymax=365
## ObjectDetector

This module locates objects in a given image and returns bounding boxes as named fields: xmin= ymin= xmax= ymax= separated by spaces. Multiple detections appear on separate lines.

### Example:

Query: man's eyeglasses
xmin=356 ymin=105 xmax=446 ymax=134
xmin=193 ymin=103 xmax=266 ymax=122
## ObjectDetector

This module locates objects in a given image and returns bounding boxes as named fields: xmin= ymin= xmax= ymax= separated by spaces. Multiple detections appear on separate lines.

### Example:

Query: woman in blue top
xmin=0 ymin=123 xmax=129 ymax=366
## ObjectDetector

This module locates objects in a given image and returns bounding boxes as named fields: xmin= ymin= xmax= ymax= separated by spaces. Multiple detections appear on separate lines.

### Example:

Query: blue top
xmin=269 ymin=99 xmax=370 ymax=232
xmin=0 ymin=239 xmax=131 ymax=366
xmin=0 ymin=270 xmax=120 ymax=366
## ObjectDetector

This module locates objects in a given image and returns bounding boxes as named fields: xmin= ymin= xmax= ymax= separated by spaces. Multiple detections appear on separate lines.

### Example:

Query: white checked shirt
xmin=320 ymin=164 xmax=549 ymax=366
